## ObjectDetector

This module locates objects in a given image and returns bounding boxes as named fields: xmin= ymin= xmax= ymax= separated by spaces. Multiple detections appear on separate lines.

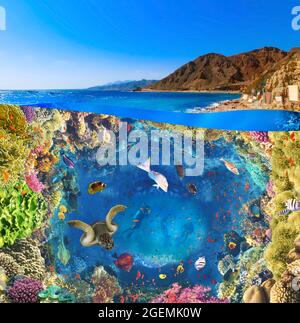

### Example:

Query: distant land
xmin=88 ymin=79 xmax=157 ymax=91
xmin=145 ymin=47 xmax=288 ymax=92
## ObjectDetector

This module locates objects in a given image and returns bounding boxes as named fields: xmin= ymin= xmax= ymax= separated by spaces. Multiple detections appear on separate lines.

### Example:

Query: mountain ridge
xmin=147 ymin=47 xmax=288 ymax=92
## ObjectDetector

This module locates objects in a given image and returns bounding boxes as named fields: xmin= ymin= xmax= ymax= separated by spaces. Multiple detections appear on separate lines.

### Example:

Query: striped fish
xmin=194 ymin=256 xmax=206 ymax=271
xmin=278 ymin=199 xmax=300 ymax=215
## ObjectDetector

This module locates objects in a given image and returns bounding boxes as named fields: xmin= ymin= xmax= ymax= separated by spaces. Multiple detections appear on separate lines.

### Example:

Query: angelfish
xmin=137 ymin=158 xmax=169 ymax=192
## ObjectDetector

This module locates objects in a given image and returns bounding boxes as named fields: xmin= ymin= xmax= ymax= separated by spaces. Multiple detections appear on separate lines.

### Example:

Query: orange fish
xmin=228 ymin=242 xmax=237 ymax=250
xmin=75 ymin=274 xmax=81 ymax=280
xmin=290 ymin=132 xmax=295 ymax=141
xmin=3 ymin=170 xmax=10 ymax=183
xmin=136 ymin=271 xmax=142 ymax=281
xmin=244 ymin=182 xmax=250 ymax=192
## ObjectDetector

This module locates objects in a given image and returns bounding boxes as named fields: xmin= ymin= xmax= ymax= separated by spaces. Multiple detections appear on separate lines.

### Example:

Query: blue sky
xmin=0 ymin=0 xmax=299 ymax=89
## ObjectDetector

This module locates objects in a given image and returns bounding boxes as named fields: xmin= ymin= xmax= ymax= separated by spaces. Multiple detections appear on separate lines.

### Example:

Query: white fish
xmin=279 ymin=199 xmax=300 ymax=215
xmin=220 ymin=158 xmax=239 ymax=175
xmin=195 ymin=256 xmax=206 ymax=271
xmin=137 ymin=158 xmax=169 ymax=193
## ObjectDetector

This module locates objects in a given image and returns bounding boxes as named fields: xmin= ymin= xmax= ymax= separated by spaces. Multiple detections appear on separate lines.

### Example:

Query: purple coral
xmin=21 ymin=106 xmax=36 ymax=123
xmin=150 ymin=283 xmax=228 ymax=304
xmin=8 ymin=278 xmax=43 ymax=303
xmin=25 ymin=171 xmax=45 ymax=193
xmin=266 ymin=179 xmax=275 ymax=198
xmin=250 ymin=131 xmax=269 ymax=143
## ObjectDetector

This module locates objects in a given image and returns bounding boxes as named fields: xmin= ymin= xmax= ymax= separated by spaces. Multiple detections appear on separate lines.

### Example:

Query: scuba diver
xmin=123 ymin=204 xmax=151 ymax=238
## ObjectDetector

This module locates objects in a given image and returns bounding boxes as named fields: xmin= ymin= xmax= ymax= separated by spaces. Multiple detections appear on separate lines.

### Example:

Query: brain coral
xmin=0 ymin=253 xmax=24 ymax=278
xmin=3 ymin=238 xmax=46 ymax=281
xmin=0 ymin=183 xmax=47 ymax=248
xmin=270 ymin=281 xmax=299 ymax=303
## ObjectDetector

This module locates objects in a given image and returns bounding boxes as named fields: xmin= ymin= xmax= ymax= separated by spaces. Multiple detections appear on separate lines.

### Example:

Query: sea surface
xmin=1 ymin=90 xmax=300 ymax=131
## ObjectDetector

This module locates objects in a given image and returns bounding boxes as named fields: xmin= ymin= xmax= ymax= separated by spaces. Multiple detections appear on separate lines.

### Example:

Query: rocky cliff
xmin=147 ymin=47 xmax=288 ymax=92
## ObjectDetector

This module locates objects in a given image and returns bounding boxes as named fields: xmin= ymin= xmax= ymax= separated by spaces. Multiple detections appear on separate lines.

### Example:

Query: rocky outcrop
xmin=147 ymin=47 xmax=287 ymax=92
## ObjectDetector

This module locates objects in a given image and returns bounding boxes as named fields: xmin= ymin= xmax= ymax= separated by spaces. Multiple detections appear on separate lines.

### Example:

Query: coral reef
xmin=8 ymin=277 xmax=43 ymax=303
xmin=0 ymin=184 xmax=48 ymax=248
xmin=20 ymin=106 xmax=36 ymax=123
xmin=3 ymin=238 xmax=46 ymax=281
xmin=0 ymin=253 xmax=24 ymax=278
xmin=91 ymin=266 xmax=122 ymax=303
xmin=150 ymin=283 xmax=228 ymax=303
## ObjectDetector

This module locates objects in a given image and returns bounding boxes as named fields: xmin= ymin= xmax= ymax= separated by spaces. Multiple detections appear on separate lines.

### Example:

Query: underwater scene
xmin=0 ymin=104 xmax=299 ymax=304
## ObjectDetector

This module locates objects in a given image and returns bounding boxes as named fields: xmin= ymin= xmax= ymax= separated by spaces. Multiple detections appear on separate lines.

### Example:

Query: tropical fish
xmin=187 ymin=183 xmax=197 ymax=195
xmin=113 ymin=253 xmax=134 ymax=272
xmin=159 ymin=274 xmax=167 ymax=280
xmin=176 ymin=165 xmax=185 ymax=179
xmin=220 ymin=158 xmax=239 ymax=175
xmin=59 ymin=205 xmax=68 ymax=213
xmin=88 ymin=181 xmax=107 ymax=195
xmin=137 ymin=158 xmax=168 ymax=192
xmin=61 ymin=153 xmax=75 ymax=168
xmin=278 ymin=199 xmax=300 ymax=215
xmin=58 ymin=212 xmax=65 ymax=221
xmin=176 ymin=263 xmax=185 ymax=274
xmin=136 ymin=271 xmax=142 ymax=281
xmin=57 ymin=239 xmax=71 ymax=266
xmin=195 ymin=256 xmax=206 ymax=270
xmin=2 ymin=170 xmax=10 ymax=183
xmin=228 ymin=242 xmax=237 ymax=250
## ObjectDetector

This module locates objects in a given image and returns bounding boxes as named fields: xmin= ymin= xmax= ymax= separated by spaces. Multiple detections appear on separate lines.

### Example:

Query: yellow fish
xmin=159 ymin=274 xmax=167 ymax=280
xmin=176 ymin=264 xmax=185 ymax=274
xmin=59 ymin=205 xmax=68 ymax=213
xmin=58 ymin=212 xmax=66 ymax=221
xmin=88 ymin=181 xmax=107 ymax=195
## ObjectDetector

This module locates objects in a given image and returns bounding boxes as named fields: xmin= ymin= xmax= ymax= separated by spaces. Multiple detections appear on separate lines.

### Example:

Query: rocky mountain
xmin=88 ymin=79 xmax=157 ymax=91
xmin=248 ymin=48 xmax=300 ymax=95
xmin=147 ymin=47 xmax=288 ymax=92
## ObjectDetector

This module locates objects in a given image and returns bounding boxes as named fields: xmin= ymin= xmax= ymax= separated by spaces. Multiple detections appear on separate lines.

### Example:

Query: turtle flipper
xmin=105 ymin=205 xmax=127 ymax=234
xmin=68 ymin=220 xmax=95 ymax=247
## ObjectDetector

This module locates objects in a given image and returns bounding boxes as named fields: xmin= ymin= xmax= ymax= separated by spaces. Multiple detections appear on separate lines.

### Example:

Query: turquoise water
xmin=1 ymin=89 xmax=300 ymax=131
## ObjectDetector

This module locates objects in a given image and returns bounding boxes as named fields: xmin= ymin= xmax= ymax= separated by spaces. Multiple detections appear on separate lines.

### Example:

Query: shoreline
xmin=200 ymin=98 xmax=300 ymax=113
xmin=140 ymin=88 xmax=241 ymax=94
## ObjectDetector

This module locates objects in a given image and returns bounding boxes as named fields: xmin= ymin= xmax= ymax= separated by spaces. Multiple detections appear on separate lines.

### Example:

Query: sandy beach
xmin=202 ymin=98 xmax=300 ymax=113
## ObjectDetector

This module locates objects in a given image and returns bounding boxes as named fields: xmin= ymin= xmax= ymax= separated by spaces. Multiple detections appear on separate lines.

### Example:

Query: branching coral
xmin=150 ymin=283 xmax=228 ymax=303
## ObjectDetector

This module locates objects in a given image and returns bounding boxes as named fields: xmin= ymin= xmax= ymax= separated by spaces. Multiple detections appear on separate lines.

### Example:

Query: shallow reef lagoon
xmin=1 ymin=90 xmax=300 ymax=131
xmin=0 ymin=102 xmax=299 ymax=304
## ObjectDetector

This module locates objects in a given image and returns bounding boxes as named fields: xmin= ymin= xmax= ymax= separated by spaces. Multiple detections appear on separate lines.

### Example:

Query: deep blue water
xmin=1 ymin=89 xmax=300 ymax=131
xmin=50 ymin=129 xmax=267 ymax=292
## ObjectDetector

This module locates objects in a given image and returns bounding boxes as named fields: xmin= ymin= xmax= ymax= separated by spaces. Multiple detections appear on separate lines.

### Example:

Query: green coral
xmin=265 ymin=220 xmax=298 ymax=279
xmin=0 ymin=128 xmax=30 ymax=188
xmin=265 ymin=132 xmax=300 ymax=279
xmin=0 ymin=104 xmax=28 ymax=137
xmin=0 ymin=105 xmax=34 ymax=189
xmin=0 ymin=183 xmax=48 ymax=248
xmin=218 ymin=281 xmax=236 ymax=300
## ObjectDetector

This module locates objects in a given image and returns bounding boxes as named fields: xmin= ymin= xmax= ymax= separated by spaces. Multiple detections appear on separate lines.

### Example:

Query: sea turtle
xmin=68 ymin=205 xmax=127 ymax=250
